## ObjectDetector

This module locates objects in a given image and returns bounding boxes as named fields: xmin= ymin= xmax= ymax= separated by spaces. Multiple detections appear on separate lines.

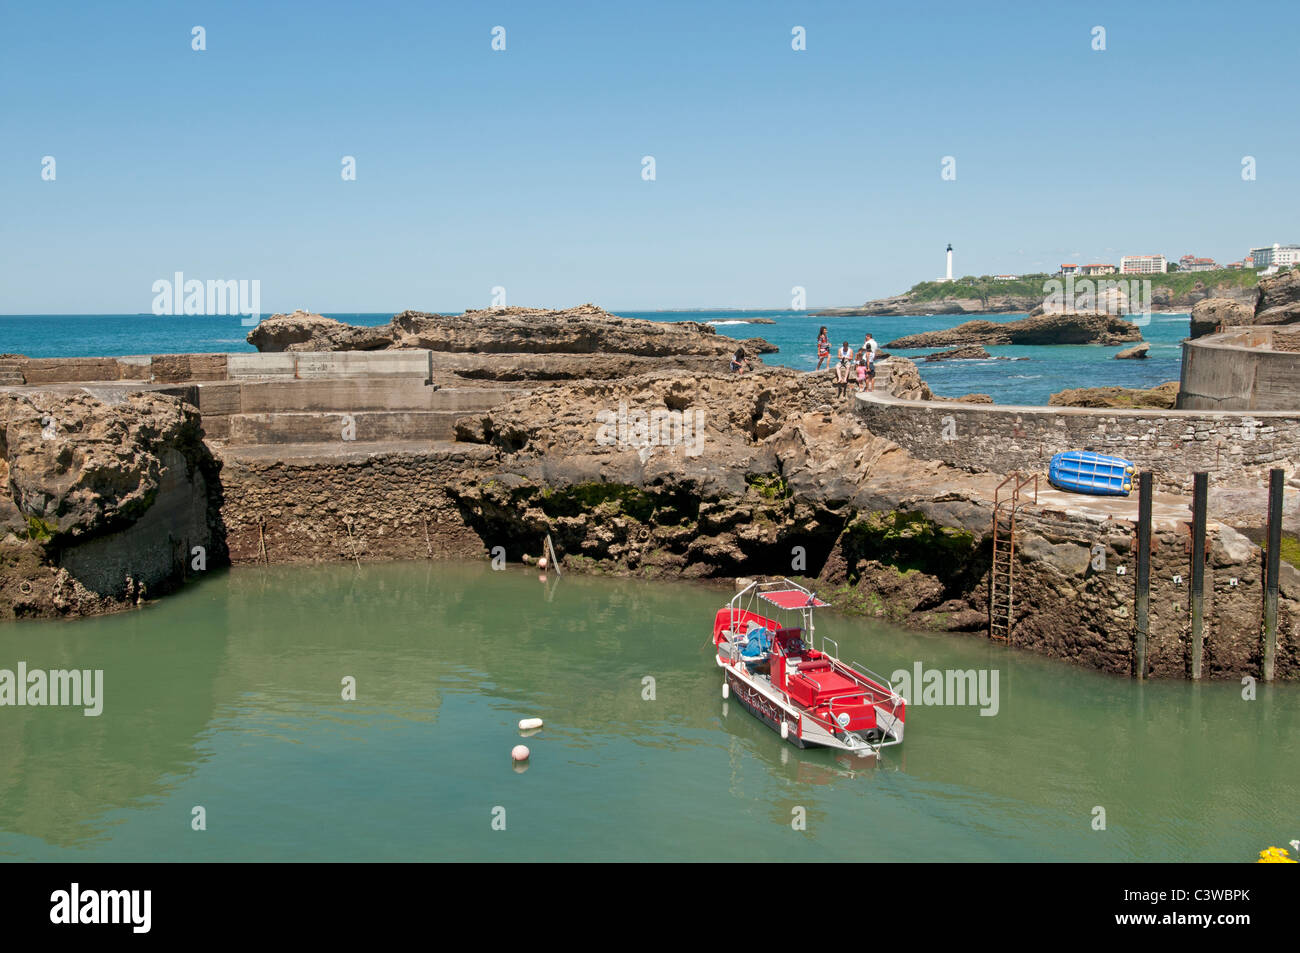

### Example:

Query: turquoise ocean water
xmin=0 ymin=309 xmax=1187 ymax=406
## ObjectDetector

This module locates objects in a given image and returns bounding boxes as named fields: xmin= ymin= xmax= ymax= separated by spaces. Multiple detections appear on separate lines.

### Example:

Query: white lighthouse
xmin=945 ymin=243 xmax=953 ymax=282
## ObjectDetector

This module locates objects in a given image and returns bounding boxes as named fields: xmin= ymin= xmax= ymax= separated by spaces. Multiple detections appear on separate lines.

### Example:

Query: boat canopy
xmin=759 ymin=589 xmax=830 ymax=610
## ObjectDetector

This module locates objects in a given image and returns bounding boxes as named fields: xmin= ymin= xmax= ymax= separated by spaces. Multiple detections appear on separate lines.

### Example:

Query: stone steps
xmin=0 ymin=359 xmax=26 ymax=384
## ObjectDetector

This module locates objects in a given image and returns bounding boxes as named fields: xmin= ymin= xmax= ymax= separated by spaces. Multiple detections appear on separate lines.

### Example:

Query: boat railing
xmin=816 ymin=693 xmax=904 ymax=756
xmin=818 ymin=643 xmax=901 ymax=699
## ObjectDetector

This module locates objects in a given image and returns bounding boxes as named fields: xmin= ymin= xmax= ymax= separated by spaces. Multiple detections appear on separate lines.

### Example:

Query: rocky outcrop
xmin=923 ymin=345 xmax=991 ymax=361
xmin=816 ymin=293 xmax=1040 ymax=317
xmin=1190 ymin=271 xmax=1300 ymax=337
xmin=0 ymin=391 xmax=223 ymax=618
xmin=820 ymin=275 xmax=1259 ymax=318
xmin=1047 ymin=381 xmax=1179 ymax=409
xmin=441 ymin=364 xmax=1295 ymax=677
xmin=1115 ymin=342 xmax=1150 ymax=359
xmin=1190 ymin=297 xmax=1255 ymax=338
xmin=249 ymin=304 xmax=777 ymax=360
xmin=1254 ymin=269 xmax=1300 ymax=326
xmin=885 ymin=312 xmax=1141 ymax=349
xmin=245 ymin=310 xmax=395 ymax=352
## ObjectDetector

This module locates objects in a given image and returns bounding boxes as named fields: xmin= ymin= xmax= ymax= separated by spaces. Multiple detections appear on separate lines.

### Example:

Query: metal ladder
xmin=990 ymin=472 xmax=1037 ymax=643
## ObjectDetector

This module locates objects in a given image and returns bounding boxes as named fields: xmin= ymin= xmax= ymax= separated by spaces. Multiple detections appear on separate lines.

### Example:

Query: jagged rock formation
xmin=1256 ymin=269 xmax=1300 ymax=325
xmin=1190 ymin=270 xmax=1300 ymax=338
xmin=244 ymin=310 xmax=395 ymax=352
xmin=1047 ymin=381 xmax=1180 ymax=409
xmin=1115 ymin=342 xmax=1150 ymax=359
xmin=249 ymin=304 xmax=777 ymax=359
xmin=1190 ymin=298 xmax=1254 ymax=338
xmin=0 ymin=391 xmax=222 ymax=618
xmin=922 ymin=345 xmax=992 ymax=361
xmin=885 ymin=312 xmax=1141 ymax=349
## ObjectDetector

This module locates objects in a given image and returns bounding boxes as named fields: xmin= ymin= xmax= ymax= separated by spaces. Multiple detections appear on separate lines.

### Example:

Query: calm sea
xmin=0 ymin=310 xmax=1187 ymax=406
xmin=0 ymin=562 xmax=1292 ymax=862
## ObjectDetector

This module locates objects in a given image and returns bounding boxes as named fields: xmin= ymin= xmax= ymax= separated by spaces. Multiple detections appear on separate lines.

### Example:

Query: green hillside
xmin=905 ymin=268 xmax=1261 ymax=304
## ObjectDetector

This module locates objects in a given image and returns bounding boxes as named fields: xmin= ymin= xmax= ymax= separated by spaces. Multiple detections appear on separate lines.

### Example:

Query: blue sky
xmin=1 ymin=0 xmax=1296 ymax=313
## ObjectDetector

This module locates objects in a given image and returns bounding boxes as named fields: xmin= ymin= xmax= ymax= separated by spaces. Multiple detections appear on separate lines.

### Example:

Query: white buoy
xmin=538 ymin=556 xmax=548 ymax=570
xmin=518 ymin=717 xmax=544 ymax=731
xmin=780 ymin=721 xmax=789 ymax=740
xmin=722 ymin=680 xmax=729 ymax=699
xmin=511 ymin=744 xmax=530 ymax=762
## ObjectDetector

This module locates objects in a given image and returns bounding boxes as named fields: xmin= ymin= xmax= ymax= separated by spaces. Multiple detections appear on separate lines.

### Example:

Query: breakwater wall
xmin=853 ymin=388 xmax=1300 ymax=493
xmin=1178 ymin=326 xmax=1300 ymax=411
xmin=0 ymin=350 xmax=434 ymax=385
xmin=216 ymin=443 xmax=494 ymax=565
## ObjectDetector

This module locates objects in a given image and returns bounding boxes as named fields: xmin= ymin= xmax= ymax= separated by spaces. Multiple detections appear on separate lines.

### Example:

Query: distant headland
xmin=815 ymin=268 xmax=1260 ymax=317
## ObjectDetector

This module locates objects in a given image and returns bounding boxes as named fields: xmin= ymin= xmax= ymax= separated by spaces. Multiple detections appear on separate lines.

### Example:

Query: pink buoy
xmin=538 ymin=556 xmax=548 ymax=570
xmin=511 ymin=744 xmax=530 ymax=762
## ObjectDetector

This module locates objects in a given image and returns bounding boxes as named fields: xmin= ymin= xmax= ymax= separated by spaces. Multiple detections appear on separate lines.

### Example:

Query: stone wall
xmin=215 ymin=444 xmax=496 ymax=565
xmin=998 ymin=510 xmax=1297 ymax=679
xmin=854 ymin=390 xmax=1300 ymax=492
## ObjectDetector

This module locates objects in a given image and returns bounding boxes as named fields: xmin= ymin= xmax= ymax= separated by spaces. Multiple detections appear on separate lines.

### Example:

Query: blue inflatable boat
xmin=1048 ymin=451 xmax=1135 ymax=496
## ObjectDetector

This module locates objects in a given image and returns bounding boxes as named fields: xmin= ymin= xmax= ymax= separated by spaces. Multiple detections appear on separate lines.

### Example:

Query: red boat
xmin=714 ymin=579 xmax=906 ymax=758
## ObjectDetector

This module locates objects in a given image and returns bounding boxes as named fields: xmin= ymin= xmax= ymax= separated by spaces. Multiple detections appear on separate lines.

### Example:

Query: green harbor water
xmin=0 ymin=562 xmax=1294 ymax=862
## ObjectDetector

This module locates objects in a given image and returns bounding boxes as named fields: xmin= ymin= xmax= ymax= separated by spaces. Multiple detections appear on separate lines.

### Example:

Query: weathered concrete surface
xmin=226 ymin=350 xmax=432 ymax=381
xmin=227 ymin=410 xmax=463 ymax=444
xmin=215 ymin=441 xmax=495 ymax=564
xmin=17 ymin=358 xmax=127 ymax=384
xmin=1178 ymin=326 xmax=1300 ymax=410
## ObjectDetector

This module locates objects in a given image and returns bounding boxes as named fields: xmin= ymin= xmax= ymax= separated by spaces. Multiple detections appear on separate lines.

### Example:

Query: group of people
xmin=817 ymin=326 xmax=878 ymax=397
xmin=729 ymin=327 xmax=880 ymax=399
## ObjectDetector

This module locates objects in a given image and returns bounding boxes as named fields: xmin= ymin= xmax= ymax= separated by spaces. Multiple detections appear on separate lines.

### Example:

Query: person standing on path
xmin=835 ymin=340 xmax=852 ymax=397
xmin=863 ymin=332 xmax=879 ymax=392
xmin=816 ymin=326 xmax=830 ymax=371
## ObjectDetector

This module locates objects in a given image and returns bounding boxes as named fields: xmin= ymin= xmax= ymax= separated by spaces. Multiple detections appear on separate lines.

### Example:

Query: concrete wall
xmin=189 ymin=379 xmax=519 ymax=444
xmin=217 ymin=444 xmax=496 ymax=564
xmin=1178 ymin=327 xmax=1300 ymax=411
xmin=20 ymin=357 xmax=130 ymax=383
xmin=227 ymin=410 xmax=462 ymax=444
xmin=4 ymin=350 xmax=434 ymax=385
xmin=854 ymin=390 xmax=1300 ymax=492
xmin=227 ymin=351 xmax=432 ymax=381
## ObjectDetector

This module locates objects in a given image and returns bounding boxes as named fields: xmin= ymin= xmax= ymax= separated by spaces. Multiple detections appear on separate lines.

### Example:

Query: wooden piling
xmin=1264 ymin=468 xmax=1283 ymax=681
xmin=1190 ymin=472 xmax=1207 ymax=679
xmin=1134 ymin=471 xmax=1152 ymax=679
